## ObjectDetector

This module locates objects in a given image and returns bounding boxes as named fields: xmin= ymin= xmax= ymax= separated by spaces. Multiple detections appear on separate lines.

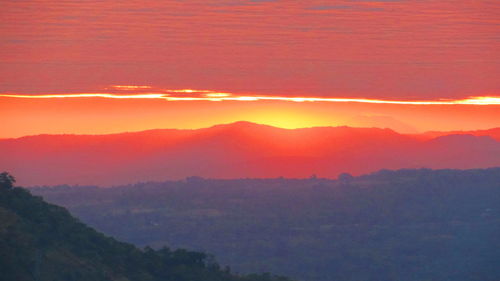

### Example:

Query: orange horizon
xmin=2 ymin=120 xmax=500 ymax=140
xmin=2 ymin=86 xmax=500 ymax=138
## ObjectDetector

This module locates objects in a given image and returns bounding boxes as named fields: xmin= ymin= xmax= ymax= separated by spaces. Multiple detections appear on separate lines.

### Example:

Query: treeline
xmin=0 ymin=174 xmax=294 ymax=281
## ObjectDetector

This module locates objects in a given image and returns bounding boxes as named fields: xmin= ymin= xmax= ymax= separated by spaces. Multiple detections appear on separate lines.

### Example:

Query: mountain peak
xmin=209 ymin=121 xmax=276 ymax=129
xmin=429 ymin=134 xmax=498 ymax=145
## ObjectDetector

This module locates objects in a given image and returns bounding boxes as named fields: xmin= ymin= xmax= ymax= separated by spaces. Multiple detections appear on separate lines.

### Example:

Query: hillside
xmin=0 ymin=175 xmax=293 ymax=281
xmin=420 ymin=128 xmax=500 ymax=141
xmin=32 ymin=168 xmax=500 ymax=281
xmin=1 ymin=122 xmax=499 ymax=186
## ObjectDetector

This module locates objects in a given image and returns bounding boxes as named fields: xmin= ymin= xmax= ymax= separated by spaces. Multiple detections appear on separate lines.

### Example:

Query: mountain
xmin=31 ymin=168 xmax=500 ymax=281
xmin=420 ymin=128 xmax=500 ymax=141
xmin=0 ymin=177 xmax=293 ymax=281
xmin=1 ymin=122 xmax=499 ymax=186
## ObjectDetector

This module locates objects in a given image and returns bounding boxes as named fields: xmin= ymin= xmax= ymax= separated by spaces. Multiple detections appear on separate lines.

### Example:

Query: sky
xmin=1 ymin=0 xmax=499 ymax=137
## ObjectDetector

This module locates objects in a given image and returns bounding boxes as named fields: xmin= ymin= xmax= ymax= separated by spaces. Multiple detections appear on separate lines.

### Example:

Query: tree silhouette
xmin=338 ymin=172 xmax=353 ymax=183
xmin=0 ymin=172 xmax=15 ymax=189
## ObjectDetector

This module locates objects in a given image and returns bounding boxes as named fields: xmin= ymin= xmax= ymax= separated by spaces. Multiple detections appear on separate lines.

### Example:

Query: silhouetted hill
xmin=0 ymin=179 xmax=294 ymax=281
xmin=31 ymin=168 xmax=500 ymax=281
xmin=421 ymin=128 xmax=500 ymax=141
xmin=1 ymin=122 xmax=499 ymax=186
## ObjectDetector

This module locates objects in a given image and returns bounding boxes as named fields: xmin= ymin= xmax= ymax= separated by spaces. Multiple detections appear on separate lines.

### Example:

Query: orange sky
xmin=1 ymin=1 xmax=499 ymax=137
xmin=1 ymin=87 xmax=499 ymax=138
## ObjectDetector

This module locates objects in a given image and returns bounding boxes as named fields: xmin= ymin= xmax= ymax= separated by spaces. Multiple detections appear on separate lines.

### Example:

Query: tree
xmin=338 ymin=172 xmax=353 ymax=182
xmin=0 ymin=172 xmax=15 ymax=189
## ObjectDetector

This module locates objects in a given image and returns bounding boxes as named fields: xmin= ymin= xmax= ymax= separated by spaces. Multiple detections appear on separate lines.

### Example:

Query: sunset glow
xmin=1 ymin=0 xmax=499 ymax=139
xmin=1 ymin=1 xmax=499 ymax=278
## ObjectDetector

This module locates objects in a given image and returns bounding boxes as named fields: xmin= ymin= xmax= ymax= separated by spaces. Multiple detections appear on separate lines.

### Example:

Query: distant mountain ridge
xmin=1 ymin=122 xmax=499 ymax=186
xmin=420 ymin=127 xmax=500 ymax=141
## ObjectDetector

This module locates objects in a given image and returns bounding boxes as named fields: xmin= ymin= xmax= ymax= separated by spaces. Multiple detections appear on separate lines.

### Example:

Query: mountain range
xmin=1 ymin=121 xmax=499 ymax=186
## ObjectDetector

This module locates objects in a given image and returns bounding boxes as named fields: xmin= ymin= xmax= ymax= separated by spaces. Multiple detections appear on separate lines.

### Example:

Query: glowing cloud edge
xmin=1 ymin=89 xmax=499 ymax=105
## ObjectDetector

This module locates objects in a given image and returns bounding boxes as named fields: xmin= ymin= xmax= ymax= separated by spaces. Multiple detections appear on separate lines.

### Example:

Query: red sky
xmin=1 ymin=0 xmax=499 ymax=137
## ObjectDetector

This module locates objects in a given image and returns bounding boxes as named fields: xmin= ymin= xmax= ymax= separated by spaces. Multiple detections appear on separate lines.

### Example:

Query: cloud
xmin=1 ymin=86 xmax=499 ymax=105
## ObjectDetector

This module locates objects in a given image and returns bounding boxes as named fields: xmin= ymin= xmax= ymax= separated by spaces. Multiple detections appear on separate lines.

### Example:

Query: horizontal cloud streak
xmin=1 ymin=86 xmax=499 ymax=105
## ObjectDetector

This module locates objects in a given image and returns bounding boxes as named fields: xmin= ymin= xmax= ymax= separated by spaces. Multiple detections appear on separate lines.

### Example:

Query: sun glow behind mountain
xmin=2 ymin=2 xmax=500 ymax=280
xmin=1 ymin=86 xmax=500 ymax=138
xmin=1 ymin=121 xmax=499 ymax=186
xmin=1 ymin=85 xmax=499 ymax=138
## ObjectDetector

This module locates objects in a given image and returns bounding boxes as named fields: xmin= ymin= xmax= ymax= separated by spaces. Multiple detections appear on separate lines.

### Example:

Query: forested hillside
xmin=32 ymin=168 xmax=500 ymax=281
xmin=0 ymin=174 xmax=293 ymax=281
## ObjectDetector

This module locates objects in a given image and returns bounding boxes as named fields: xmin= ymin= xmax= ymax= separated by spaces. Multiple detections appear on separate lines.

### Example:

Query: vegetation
xmin=0 ymin=171 xmax=15 ymax=189
xmin=32 ymin=168 xmax=500 ymax=281
xmin=0 ymin=172 xmax=294 ymax=281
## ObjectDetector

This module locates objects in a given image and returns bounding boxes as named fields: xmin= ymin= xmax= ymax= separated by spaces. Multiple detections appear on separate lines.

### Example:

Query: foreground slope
xmin=0 ymin=180 xmax=293 ymax=281
xmin=2 ymin=122 xmax=500 ymax=186
xmin=33 ymin=168 xmax=500 ymax=281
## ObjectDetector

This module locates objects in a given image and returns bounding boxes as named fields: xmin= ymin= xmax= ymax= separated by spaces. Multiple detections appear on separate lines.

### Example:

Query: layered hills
xmin=1 ymin=122 xmax=499 ymax=186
